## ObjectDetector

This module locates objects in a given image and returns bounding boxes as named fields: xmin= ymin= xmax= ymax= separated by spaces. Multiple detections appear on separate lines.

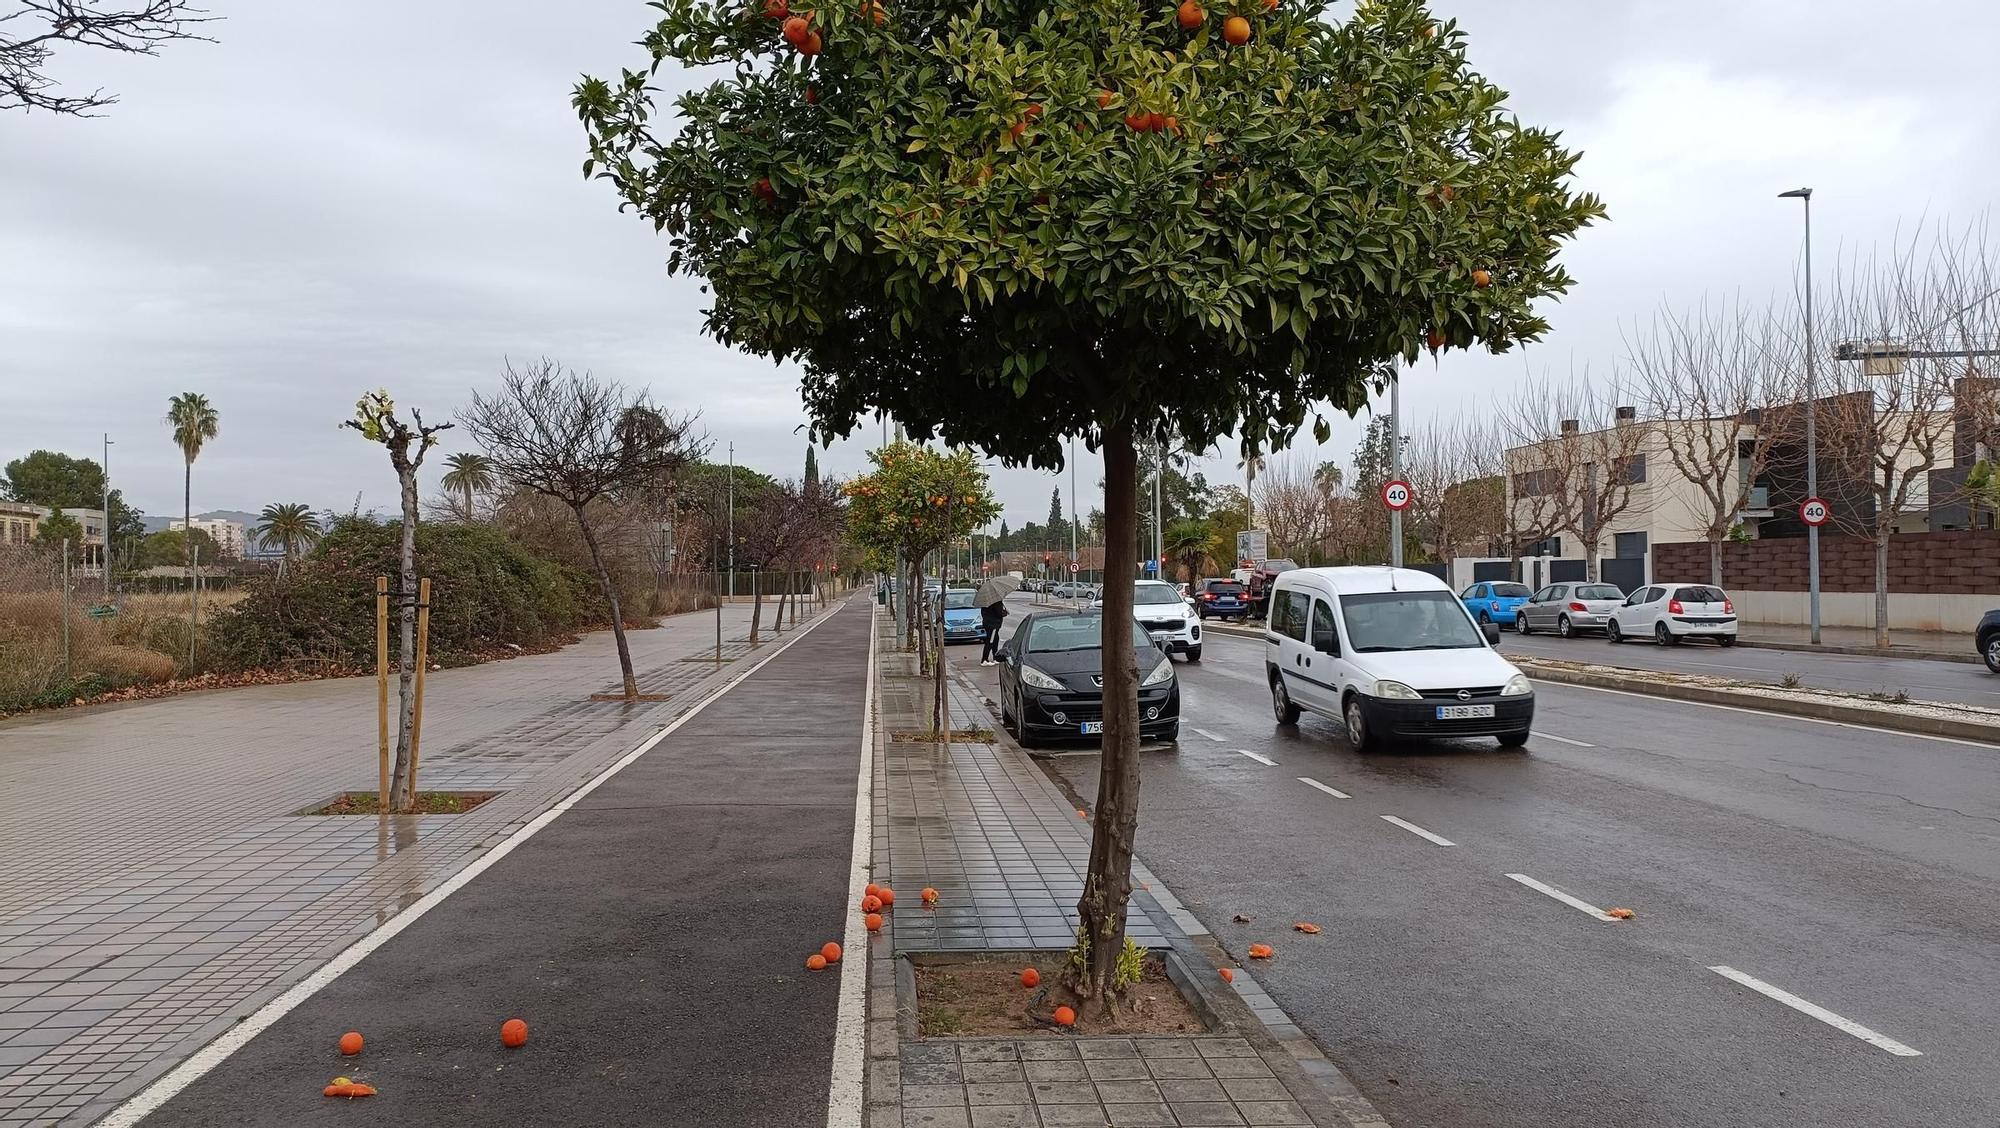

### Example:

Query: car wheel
xmin=1185 ymin=646 xmax=1202 ymax=663
xmin=1985 ymin=634 xmax=2000 ymax=674
xmin=1157 ymin=723 xmax=1180 ymax=746
xmin=1518 ymin=615 xmax=1534 ymax=636
xmin=1014 ymin=690 xmax=1040 ymax=749
xmin=1654 ymin=622 xmax=1678 ymax=647
xmin=1343 ymin=694 xmax=1379 ymax=753
xmin=1271 ymin=676 xmax=1302 ymax=725
xmin=1497 ymin=730 xmax=1530 ymax=749
xmin=1557 ymin=615 xmax=1574 ymax=639
xmin=1478 ymin=610 xmax=1493 ymax=625
xmin=1718 ymin=636 xmax=1738 ymax=648
xmin=1606 ymin=619 xmax=1623 ymax=643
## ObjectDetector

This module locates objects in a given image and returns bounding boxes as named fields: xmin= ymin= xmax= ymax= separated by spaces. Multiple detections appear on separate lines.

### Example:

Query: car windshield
xmin=1023 ymin=614 xmax=1150 ymax=653
xmin=1575 ymin=584 xmax=1624 ymax=600
xmin=1676 ymin=586 xmax=1727 ymax=603
xmin=1491 ymin=583 xmax=1532 ymax=598
xmin=944 ymin=590 xmax=979 ymax=609
xmin=1133 ymin=584 xmax=1182 ymax=605
xmin=1340 ymin=591 xmax=1485 ymax=652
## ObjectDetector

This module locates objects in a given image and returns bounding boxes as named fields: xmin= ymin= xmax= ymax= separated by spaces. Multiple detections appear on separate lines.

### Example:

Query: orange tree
xmin=577 ymin=0 xmax=1603 ymax=1004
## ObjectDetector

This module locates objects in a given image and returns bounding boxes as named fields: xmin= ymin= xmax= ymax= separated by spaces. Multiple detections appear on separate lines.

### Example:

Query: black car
xmin=1193 ymin=578 xmax=1250 ymax=621
xmin=997 ymin=610 xmax=1180 ymax=748
xmin=1979 ymin=608 xmax=2000 ymax=674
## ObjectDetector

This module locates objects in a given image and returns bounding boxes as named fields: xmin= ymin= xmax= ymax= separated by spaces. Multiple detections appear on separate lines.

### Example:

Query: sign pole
xmin=1389 ymin=370 xmax=1403 ymax=568
xmin=375 ymin=576 xmax=390 ymax=809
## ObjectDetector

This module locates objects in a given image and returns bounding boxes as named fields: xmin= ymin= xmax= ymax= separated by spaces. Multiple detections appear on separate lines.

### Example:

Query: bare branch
xmin=1 ymin=0 xmax=218 ymax=115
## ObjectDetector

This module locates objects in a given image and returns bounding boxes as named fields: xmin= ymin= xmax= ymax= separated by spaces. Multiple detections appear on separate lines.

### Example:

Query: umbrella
xmin=974 ymin=575 xmax=1022 ymax=605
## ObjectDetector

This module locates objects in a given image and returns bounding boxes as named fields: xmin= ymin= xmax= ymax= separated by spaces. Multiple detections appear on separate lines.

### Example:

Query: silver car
xmin=1518 ymin=582 xmax=1628 ymax=638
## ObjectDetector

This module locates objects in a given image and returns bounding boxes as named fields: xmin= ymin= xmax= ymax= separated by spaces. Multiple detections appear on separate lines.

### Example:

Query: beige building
xmin=169 ymin=516 xmax=247 ymax=559
xmin=0 ymin=503 xmax=107 ymax=569
xmin=0 ymin=501 xmax=40 ymax=547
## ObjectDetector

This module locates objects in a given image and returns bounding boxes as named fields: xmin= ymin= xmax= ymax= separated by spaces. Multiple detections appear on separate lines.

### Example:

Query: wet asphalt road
xmin=967 ymin=600 xmax=2000 ymax=1128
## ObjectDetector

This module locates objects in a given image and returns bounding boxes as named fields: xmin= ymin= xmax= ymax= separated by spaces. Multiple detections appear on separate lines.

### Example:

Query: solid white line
xmin=1707 ymin=966 xmax=1923 ymax=1057
xmin=1380 ymin=815 xmax=1455 ymax=846
xmin=1506 ymin=873 xmax=1616 ymax=921
xmin=101 ymin=599 xmax=848 ymax=1128
xmin=1542 ymin=680 xmax=1997 ymax=750
xmin=1297 ymin=776 xmax=1351 ymax=799
xmin=825 ymin=607 xmax=876 ymax=1128
xmin=1192 ymin=727 xmax=1226 ymax=742
xmin=1532 ymin=731 xmax=1595 ymax=748
xmin=1235 ymin=749 xmax=1277 ymax=766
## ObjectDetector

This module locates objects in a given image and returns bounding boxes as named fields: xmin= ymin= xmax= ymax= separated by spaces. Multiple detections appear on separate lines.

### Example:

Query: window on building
xmin=1521 ymin=535 xmax=1562 ymax=557
xmin=1613 ymin=531 xmax=1649 ymax=558
xmin=1613 ymin=454 xmax=1647 ymax=485
xmin=1513 ymin=468 xmax=1560 ymax=497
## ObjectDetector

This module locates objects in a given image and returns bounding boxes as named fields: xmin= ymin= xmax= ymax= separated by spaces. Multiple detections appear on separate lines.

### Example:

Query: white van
xmin=1264 ymin=566 xmax=1535 ymax=751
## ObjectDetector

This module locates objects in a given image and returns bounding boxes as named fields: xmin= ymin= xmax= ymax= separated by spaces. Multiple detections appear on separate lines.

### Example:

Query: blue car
xmin=1459 ymin=581 xmax=1533 ymax=629
xmin=941 ymin=589 xmax=986 ymax=644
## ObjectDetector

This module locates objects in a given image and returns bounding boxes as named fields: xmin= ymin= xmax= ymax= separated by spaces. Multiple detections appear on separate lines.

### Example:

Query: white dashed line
xmin=1532 ymin=732 xmax=1595 ymax=748
xmin=1235 ymin=749 xmax=1277 ymax=766
xmin=1192 ymin=727 xmax=1226 ymax=742
xmin=1297 ymin=777 xmax=1351 ymax=799
xmin=1505 ymin=873 xmax=1616 ymax=921
xmin=1707 ymin=966 xmax=1923 ymax=1057
xmin=1380 ymin=815 xmax=1455 ymax=846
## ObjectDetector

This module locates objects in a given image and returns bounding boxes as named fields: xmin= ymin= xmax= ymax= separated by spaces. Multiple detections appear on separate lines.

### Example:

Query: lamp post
xmin=1779 ymin=187 xmax=1821 ymax=645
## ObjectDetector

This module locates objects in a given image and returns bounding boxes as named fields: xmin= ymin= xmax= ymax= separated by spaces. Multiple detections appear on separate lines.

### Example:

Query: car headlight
xmin=1019 ymin=665 xmax=1064 ymax=690
xmin=1372 ymin=680 xmax=1422 ymax=700
xmin=1502 ymin=673 xmax=1533 ymax=696
xmin=1142 ymin=657 xmax=1175 ymax=687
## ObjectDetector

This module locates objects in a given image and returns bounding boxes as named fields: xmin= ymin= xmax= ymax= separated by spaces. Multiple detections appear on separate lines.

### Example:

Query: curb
xmin=1734 ymin=637 xmax=1980 ymax=665
xmin=1515 ymin=658 xmax=2000 ymax=744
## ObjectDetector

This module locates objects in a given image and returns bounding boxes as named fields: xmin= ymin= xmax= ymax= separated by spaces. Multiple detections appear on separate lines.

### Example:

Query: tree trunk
xmin=1709 ymin=538 xmax=1723 ymax=587
xmin=1875 ymin=528 xmax=1890 ymax=649
xmin=575 ymin=504 xmax=640 ymax=698
xmin=774 ymin=584 xmax=789 ymax=634
xmin=1074 ymin=419 xmax=1141 ymax=1010
xmin=390 ymin=464 xmax=421 ymax=811
xmin=749 ymin=570 xmax=764 ymax=645
xmin=932 ymin=567 xmax=947 ymax=737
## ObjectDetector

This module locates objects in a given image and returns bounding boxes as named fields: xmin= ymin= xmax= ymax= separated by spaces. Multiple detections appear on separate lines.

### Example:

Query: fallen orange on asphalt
xmin=500 ymin=1018 xmax=529 ymax=1048
xmin=822 ymin=941 xmax=843 ymax=963
xmin=806 ymin=953 xmax=828 ymax=971
xmin=338 ymin=1031 xmax=363 ymax=1055
xmin=1247 ymin=943 xmax=1274 ymax=959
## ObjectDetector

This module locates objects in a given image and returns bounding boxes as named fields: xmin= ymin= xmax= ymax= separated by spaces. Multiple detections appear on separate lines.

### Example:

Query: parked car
xmin=1265 ymin=566 xmax=1533 ymax=752
xmin=1193 ymin=578 xmax=1251 ymax=621
xmin=1977 ymin=608 xmax=2000 ymax=673
xmin=1244 ymin=558 xmax=1299 ymax=619
xmin=1048 ymin=581 xmax=1084 ymax=600
xmin=1091 ymin=580 xmax=1202 ymax=661
xmin=1517 ymin=582 xmax=1628 ymax=638
xmin=940 ymin=588 xmax=985 ymax=644
xmin=1459 ymin=581 xmax=1533 ymax=629
xmin=997 ymin=610 xmax=1180 ymax=748
xmin=1606 ymin=583 xmax=1738 ymax=646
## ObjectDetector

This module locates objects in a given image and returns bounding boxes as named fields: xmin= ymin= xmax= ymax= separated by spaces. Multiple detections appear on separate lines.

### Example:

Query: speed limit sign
xmin=1381 ymin=479 xmax=1414 ymax=511
xmin=1799 ymin=497 xmax=1831 ymax=526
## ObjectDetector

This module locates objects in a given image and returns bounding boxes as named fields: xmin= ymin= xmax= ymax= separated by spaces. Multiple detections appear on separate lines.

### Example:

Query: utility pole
xmin=1390 ymin=371 xmax=1404 ymax=569
xmin=1780 ymin=187 xmax=1821 ymax=645
xmin=726 ymin=441 xmax=735 ymax=601
xmin=1069 ymin=435 xmax=1079 ymax=594
xmin=102 ymin=433 xmax=113 ymax=597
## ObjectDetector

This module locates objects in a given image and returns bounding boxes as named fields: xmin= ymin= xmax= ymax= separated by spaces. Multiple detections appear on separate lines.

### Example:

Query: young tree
xmin=1 ymin=0 xmax=216 ymax=115
xmin=579 ymin=0 xmax=1600 ymax=1003
xmin=460 ymin=360 xmax=701 ymax=698
xmin=343 ymin=390 xmax=450 ymax=812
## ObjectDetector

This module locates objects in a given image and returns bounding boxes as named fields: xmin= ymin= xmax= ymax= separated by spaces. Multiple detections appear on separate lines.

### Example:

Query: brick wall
xmin=1653 ymin=531 xmax=2000 ymax=594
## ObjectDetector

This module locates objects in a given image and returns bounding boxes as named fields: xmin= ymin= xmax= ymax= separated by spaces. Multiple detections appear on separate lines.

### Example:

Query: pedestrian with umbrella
xmin=974 ymin=574 xmax=1020 ymax=665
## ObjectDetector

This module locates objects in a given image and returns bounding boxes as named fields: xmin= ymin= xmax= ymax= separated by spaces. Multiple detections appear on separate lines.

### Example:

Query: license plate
xmin=1080 ymin=721 xmax=1104 ymax=735
xmin=1436 ymin=704 xmax=1495 ymax=720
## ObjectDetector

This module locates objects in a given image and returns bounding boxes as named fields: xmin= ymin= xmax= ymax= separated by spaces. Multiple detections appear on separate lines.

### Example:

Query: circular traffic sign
xmin=1381 ymin=479 xmax=1415 ymax=511
xmin=1068 ymin=559 xmax=1080 ymax=574
xmin=1799 ymin=497 xmax=1831 ymax=526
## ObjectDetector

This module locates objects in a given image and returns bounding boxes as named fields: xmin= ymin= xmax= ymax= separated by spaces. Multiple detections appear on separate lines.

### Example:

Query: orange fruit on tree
xmin=877 ymin=887 xmax=895 ymax=906
xmin=861 ymin=894 xmax=882 ymax=913
xmin=1020 ymin=967 xmax=1041 ymax=988
xmin=1472 ymin=268 xmax=1492 ymax=289
xmin=338 ymin=1031 xmax=363 ymax=1056
xmin=1145 ymin=111 xmax=1165 ymax=132
xmin=1124 ymin=111 xmax=1147 ymax=132
xmin=1052 ymin=1005 xmax=1076 ymax=1026
xmin=1261 ymin=0 xmax=1277 ymax=10
xmin=1008 ymin=120 xmax=1027 ymax=142
xmin=782 ymin=15 xmax=809 ymax=42
xmin=865 ymin=912 xmax=884 ymax=931
xmin=1221 ymin=15 xmax=1250 ymax=44
xmin=799 ymin=30 xmax=822 ymax=54
xmin=1426 ymin=329 xmax=1446 ymax=353
xmin=1176 ymin=0 xmax=1205 ymax=29
xmin=821 ymin=941 xmax=843 ymax=963
xmin=1023 ymin=104 xmax=1043 ymax=120
xmin=762 ymin=0 xmax=789 ymax=17
xmin=753 ymin=177 xmax=776 ymax=202
xmin=858 ymin=0 xmax=885 ymax=23
xmin=1162 ymin=114 xmax=1179 ymax=133
xmin=500 ymin=1018 xmax=529 ymax=1048
xmin=1097 ymin=89 xmax=1115 ymax=109
xmin=805 ymin=85 xmax=819 ymax=103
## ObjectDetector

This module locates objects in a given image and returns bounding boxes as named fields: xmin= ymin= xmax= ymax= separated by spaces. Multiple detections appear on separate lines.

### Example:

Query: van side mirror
xmin=1482 ymin=621 xmax=1502 ymax=645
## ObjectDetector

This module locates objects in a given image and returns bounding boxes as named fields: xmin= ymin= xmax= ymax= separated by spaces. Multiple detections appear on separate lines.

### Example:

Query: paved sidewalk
xmin=140 ymin=595 xmax=873 ymax=1127
xmin=864 ymin=614 xmax=1386 ymax=1128
xmin=0 ymin=596 xmax=833 ymax=1127
xmin=1733 ymin=622 xmax=1978 ymax=661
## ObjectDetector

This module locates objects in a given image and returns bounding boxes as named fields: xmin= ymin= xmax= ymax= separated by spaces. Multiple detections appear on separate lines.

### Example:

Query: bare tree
xmin=2 ymin=1 xmax=217 ymax=115
xmin=460 ymin=359 xmax=700 ymax=699
xmin=1501 ymin=371 xmax=1655 ymax=582
xmin=343 ymin=390 xmax=450 ymax=812
xmin=1252 ymin=456 xmax=1330 ymax=562
xmin=1626 ymin=296 xmax=1788 ymax=584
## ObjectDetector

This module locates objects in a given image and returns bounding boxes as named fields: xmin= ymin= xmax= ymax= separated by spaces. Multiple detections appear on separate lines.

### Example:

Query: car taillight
xmin=1201 ymin=592 xmax=1214 ymax=600
xmin=1567 ymin=602 xmax=1587 ymax=612
xmin=1668 ymin=598 xmax=1685 ymax=614
xmin=1723 ymin=599 xmax=1734 ymax=613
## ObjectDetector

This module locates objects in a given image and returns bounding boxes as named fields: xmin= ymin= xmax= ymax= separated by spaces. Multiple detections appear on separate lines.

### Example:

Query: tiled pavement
xmin=865 ymin=612 xmax=1383 ymax=1128
xmin=0 ymin=597 xmax=832 ymax=1127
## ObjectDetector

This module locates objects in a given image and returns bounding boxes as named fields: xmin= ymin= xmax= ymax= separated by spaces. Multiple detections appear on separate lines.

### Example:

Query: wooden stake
xmin=376 ymin=576 xmax=390 ymax=811
xmin=406 ymin=577 xmax=432 ymax=800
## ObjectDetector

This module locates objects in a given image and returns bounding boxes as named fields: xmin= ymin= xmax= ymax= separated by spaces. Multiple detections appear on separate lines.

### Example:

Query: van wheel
xmin=1271 ymin=677 xmax=1301 ymax=725
xmin=1343 ymin=695 xmax=1379 ymax=753
xmin=1497 ymin=730 xmax=1531 ymax=749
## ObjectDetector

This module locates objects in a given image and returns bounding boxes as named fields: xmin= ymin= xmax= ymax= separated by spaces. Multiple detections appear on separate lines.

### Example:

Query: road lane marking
xmin=1297 ymin=776 xmax=1351 ymax=799
xmin=1506 ymin=873 xmax=1616 ymax=921
xmin=1531 ymin=731 xmax=1595 ymax=748
xmin=1236 ymin=749 xmax=1277 ymax=766
xmin=1192 ymin=727 xmax=1226 ymax=742
xmin=825 ymin=604 xmax=878 ymax=1128
xmin=1380 ymin=815 xmax=1455 ymax=846
xmin=1707 ymin=966 xmax=1922 ymax=1057
xmin=1543 ymin=681 xmax=1999 ymax=750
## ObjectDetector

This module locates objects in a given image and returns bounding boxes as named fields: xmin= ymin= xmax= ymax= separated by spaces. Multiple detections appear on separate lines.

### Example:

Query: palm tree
xmin=164 ymin=393 xmax=220 ymax=569
xmin=256 ymin=503 xmax=322 ymax=572
xmin=440 ymin=451 xmax=496 ymax=521
xmin=1162 ymin=518 xmax=1216 ymax=591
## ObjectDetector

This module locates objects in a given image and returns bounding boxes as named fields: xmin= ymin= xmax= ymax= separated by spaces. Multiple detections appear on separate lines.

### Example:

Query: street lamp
xmin=1778 ymin=187 xmax=1821 ymax=645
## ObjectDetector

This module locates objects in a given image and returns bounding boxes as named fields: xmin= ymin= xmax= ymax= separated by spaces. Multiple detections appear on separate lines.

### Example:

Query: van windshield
xmin=1340 ymin=591 xmax=1486 ymax=652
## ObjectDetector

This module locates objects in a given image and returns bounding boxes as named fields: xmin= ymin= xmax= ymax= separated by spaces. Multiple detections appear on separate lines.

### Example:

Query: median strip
xmin=1297 ymin=776 xmax=1350 ymax=799
xmin=1707 ymin=966 xmax=1923 ymax=1057
xmin=1505 ymin=873 xmax=1616 ymax=921
xmin=1380 ymin=815 xmax=1454 ymax=846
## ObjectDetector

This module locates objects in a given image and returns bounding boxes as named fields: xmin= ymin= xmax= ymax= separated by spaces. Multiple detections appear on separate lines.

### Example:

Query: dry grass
xmin=0 ymin=590 xmax=239 ymax=711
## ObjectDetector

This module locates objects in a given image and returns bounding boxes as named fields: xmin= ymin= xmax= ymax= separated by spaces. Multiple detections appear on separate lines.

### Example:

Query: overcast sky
xmin=4 ymin=0 xmax=1996 ymax=535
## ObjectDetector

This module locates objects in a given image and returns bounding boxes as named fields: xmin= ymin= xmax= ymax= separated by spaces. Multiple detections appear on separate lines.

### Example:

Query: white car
xmin=1264 ymin=566 xmax=1533 ymax=752
xmin=1092 ymin=580 xmax=1202 ymax=661
xmin=1605 ymin=583 xmax=1739 ymax=646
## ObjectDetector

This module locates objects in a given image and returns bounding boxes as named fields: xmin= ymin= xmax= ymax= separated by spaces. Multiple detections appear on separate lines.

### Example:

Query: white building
xmin=169 ymin=516 xmax=247 ymax=559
